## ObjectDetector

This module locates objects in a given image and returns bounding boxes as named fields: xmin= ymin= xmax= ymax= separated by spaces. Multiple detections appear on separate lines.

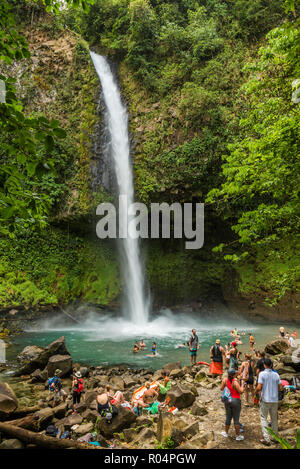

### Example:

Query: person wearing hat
xmin=72 ymin=371 xmax=84 ymax=414
xmin=210 ymin=339 xmax=225 ymax=378
xmin=49 ymin=369 xmax=67 ymax=408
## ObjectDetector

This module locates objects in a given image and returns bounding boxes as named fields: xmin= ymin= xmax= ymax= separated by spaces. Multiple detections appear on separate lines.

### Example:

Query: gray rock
xmin=97 ymin=406 xmax=137 ymax=437
xmin=81 ymin=409 xmax=98 ymax=423
xmin=183 ymin=421 xmax=199 ymax=439
xmin=123 ymin=428 xmax=136 ymax=443
xmin=60 ymin=413 xmax=83 ymax=429
xmin=110 ymin=376 xmax=125 ymax=391
xmin=167 ymin=384 xmax=196 ymax=409
xmin=191 ymin=401 xmax=208 ymax=416
xmin=84 ymin=390 xmax=98 ymax=406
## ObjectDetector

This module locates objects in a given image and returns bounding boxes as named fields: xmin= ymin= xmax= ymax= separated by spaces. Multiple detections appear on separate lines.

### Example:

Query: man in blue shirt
xmin=255 ymin=358 xmax=283 ymax=446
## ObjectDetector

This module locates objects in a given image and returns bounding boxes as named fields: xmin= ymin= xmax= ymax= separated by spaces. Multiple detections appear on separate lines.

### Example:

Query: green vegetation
xmin=266 ymin=427 xmax=300 ymax=449
xmin=0 ymin=0 xmax=299 ymax=312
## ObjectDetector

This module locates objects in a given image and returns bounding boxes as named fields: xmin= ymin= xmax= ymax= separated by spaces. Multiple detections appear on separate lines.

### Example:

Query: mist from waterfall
xmin=90 ymin=51 xmax=149 ymax=325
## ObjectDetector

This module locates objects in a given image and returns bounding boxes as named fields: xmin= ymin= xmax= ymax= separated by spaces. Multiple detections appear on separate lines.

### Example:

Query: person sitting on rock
xmin=108 ymin=384 xmax=126 ymax=406
xmin=96 ymin=385 xmax=113 ymax=416
xmin=72 ymin=371 xmax=84 ymax=414
xmin=155 ymin=370 xmax=171 ymax=398
xmin=48 ymin=369 xmax=67 ymax=408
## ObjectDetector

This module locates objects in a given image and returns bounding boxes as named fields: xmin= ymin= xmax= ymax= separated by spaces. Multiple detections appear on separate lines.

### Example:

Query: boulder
xmin=170 ymin=369 xmax=184 ymax=379
xmin=17 ymin=336 xmax=70 ymax=375
xmin=81 ymin=409 xmax=98 ymax=423
xmin=0 ymin=382 xmax=18 ymax=416
xmin=97 ymin=406 xmax=137 ymax=437
xmin=265 ymin=339 xmax=289 ymax=355
xmin=30 ymin=369 xmax=45 ymax=383
xmin=110 ymin=376 xmax=125 ymax=391
xmin=191 ymin=401 xmax=208 ymax=416
xmin=47 ymin=354 xmax=72 ymax=378
xmin=60 ymin=413 xmax=83 ymax=429
xmin=137 ymin=427 xmax=156 ymax=441
xmin=84 ymin=390 xmax=98 ymax=406
xmin=136 ymin=415 xmax=153 ymax=427
xmin=0 ymin=439 xmax=24 ymax=449
xmin=167 ymin=384 xmax=195 ymax=409
xmin=163 ymin=362 xmax=181 ymax=373
xmin=123 ymin=376 xmax=137 ymax=388
xmin=74 ymin=422 xmax=94 ymax=435
xmin=193 ymin=431 xmax=214 ymax=446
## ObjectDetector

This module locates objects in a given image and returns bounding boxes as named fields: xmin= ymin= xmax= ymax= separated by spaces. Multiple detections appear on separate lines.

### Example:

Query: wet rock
xmin=265 ymin=339 xmax=289 ymax=355
xmin=30 ymin=369 xmax=45 ymax=383
xmin=191 ymin=401 xmax=208 ymax=416
xmin=0 ymin=382 xmax=18 ymax=416
xmin=0 ymin=439 xmax=24 ymax=449
xmin=97 ymin=406 xmax=137 ymax=437
xmin=167 ymin=384 xmax=195 ymax=409
xmin=47 ymin=355 xmax=72 ymax=378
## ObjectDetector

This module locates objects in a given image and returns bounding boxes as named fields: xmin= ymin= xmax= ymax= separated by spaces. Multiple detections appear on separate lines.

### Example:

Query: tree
xmin=0 ymin=0 xmax=94 ymax=236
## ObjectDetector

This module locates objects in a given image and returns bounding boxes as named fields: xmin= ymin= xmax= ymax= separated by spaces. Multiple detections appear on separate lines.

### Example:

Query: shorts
xmin=246 ymin=378 xmax=254 ymax=385
xmin=190 ymin=349 xmax=197 ymax=357
xmin=53 ymin=389 xmax=66 ymax=401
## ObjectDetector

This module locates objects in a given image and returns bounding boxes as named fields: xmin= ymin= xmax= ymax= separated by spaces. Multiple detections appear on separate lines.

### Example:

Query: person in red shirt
xmin=220 ymin=368 xmax=245 ymax=441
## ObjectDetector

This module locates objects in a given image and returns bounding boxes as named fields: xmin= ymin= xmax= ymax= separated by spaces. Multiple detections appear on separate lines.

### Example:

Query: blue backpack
xmin=48 ymin=376 xmax=61 ymax=391
xmin=221 ymin=386 xmax=232 ymax=403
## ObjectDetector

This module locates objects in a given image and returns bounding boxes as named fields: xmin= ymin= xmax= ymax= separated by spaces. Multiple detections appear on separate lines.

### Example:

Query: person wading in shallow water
xmin=188 ymin=329 xmax=199 ymax=366
xmin=210 ymin=339 xmax=225 ymax=378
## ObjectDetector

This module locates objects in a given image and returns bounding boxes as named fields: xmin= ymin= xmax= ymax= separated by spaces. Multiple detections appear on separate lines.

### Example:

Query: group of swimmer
xmin=132 ymin=340 xmax=157 ymax=358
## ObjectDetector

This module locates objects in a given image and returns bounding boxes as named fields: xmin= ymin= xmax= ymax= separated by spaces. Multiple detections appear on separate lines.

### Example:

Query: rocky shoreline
xmin=0 ymin=336 xmax=299 ymax=450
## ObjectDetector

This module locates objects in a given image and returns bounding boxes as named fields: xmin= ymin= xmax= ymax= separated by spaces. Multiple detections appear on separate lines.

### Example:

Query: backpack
xmin=48 ymin=376 xmax=61 ymax=392
xmin=74 ymin=378 xmax=84 ymax=393
xmin=45 ymin=424 xmax=58 ymax=437
xmin=60 ymin=431 xmax=71 ymax=440
xmin=221 ymin=386 xmax=232 ymax=404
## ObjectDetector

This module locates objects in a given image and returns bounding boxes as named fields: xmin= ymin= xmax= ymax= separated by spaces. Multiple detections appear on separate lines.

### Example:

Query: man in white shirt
xmin=255 ymin=358 xmax=283 ymax=446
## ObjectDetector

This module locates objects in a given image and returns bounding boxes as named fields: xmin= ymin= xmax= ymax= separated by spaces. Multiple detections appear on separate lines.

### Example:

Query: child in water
xmin=133 ymin=341 xmax=139 ymax=353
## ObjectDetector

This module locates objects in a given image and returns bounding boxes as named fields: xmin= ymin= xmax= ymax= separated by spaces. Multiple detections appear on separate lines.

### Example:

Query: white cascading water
xmin=90 ymin=51 xmax=149 ymax=325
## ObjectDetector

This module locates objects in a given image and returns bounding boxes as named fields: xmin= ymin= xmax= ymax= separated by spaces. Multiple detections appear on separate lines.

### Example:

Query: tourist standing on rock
xmin=239 ymin=354 xmax=255 ymax=406
xmin=255 ymin=357 xmax=283 ymax=446
xmin=210 ymin=339 xmax=225 ymax=378
xmin=72 ymin=371 xmax=83 ymax=414
xmin=188 ymin=329 xmax=199 ymax=365
xmin=48 ymin=369 xmax=67 ymax=408
xmin=220 ymin=368 xmax=245 ymax=441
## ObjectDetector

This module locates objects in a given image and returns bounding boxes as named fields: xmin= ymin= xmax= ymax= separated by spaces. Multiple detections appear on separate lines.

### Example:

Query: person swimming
xmin=146 ymin=342 xmax=157 ymax=357
xmin=140 ymin=339 xmax=146 ymax=349
xmin=133 ymin=341 xmax=139 ymax=353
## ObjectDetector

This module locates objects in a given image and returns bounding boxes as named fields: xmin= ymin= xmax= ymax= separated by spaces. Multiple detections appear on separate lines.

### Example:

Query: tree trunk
xmin=6 ymin=406 xmax=40 ymax=420
xmin=0 ymin=422 xmax=101 ymax=449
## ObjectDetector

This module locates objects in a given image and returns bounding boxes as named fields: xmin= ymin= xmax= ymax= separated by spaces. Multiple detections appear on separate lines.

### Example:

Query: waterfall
xmin=90 ymin=51 xmax=149 ymax=325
